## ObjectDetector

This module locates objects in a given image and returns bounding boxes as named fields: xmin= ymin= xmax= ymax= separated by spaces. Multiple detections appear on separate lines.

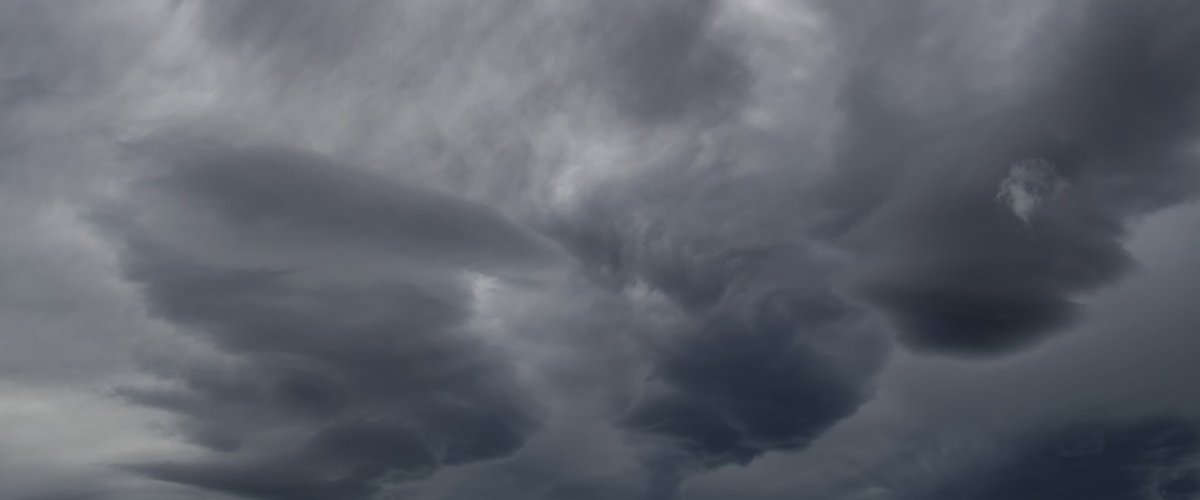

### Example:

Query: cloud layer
xmin=2 ymin=1 xmax=1200 ymax=499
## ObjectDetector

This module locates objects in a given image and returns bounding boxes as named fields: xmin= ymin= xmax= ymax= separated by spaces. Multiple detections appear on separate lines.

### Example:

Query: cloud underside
xmin=4 ymin=0 xmax=1200 ymax=499
xmin=920 ymin=417 xmax=1200 ymax=500
xmin=97 ymin=141 xmax=553 ymax=499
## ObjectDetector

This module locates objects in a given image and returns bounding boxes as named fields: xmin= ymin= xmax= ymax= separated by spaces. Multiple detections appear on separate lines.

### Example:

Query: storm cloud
xmin=908 ymin=416 xmax=1200 ymax=500
xmin=3 ymin=1 xmax=1200 ymax=499
xmin=818 ymin=0 xmax=1200 ymax=354
xmin=93 ymin=138 xmax=557 ymax=499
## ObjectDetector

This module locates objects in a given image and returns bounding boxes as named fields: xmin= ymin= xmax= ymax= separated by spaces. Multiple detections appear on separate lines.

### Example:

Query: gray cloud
xmin=93 ymin=137 xmax=555 ymax=499
xmin=676 ymin=202 xmax=1200 ymax=500
xmin=915 ymin=416 xmax=1200 ymax=500
xmin=4 ymin=1 xmax=1200 ymax=499
xmin=117 ymin=135 xmax=564 ymax=275
xmin=814 ymin=0 xmax=1200 ymax=355
xmin=546 ymin=183 xmax=889 ymax=496
xmin=577 ymin=0 xmax=751 ymax=124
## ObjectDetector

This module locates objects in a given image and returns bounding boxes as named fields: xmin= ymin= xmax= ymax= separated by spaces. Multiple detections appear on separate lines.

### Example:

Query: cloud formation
xmin=2 ymin=1 xmax=1200 ymax=499
xmin=94 ymin=137 xmax=557 ymax=499
xmin=919 ymin=417 xmax=1200 ymax=500
xmin=819 ymin=0 xmax=1200 ymax=354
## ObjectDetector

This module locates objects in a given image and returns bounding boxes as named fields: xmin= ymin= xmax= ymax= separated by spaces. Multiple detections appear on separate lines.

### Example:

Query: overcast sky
xmin=3 ymin=1 xmax=1200 ymax=499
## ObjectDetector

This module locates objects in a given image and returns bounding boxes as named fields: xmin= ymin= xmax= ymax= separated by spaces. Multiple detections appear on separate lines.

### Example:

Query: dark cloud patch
xmin=867 ymin=288 xmax=1077 ymax=354
xmin=920 ymin=417 xmax=1200 ymax=500
xmin=5 ymin=1 xmax=1200 ymax=499
xmin=814 ymin=0 xmax=1200 ymax=355
xmin=620 ymin=311 xmax=884 ymax=479
xmin=117 ymin=137 xmax=562 ymax=275
xmin=548 ymin=195 xmax=888 ymax=496
xmin=94 ymin=137 xmax=548 ymax=499
xmin=848 ymin=189 xmax=1132 ymax=354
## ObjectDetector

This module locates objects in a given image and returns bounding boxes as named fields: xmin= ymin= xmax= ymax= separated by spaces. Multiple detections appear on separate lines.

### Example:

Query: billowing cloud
xmin=818 ymin=0 xmax=1200 ymax=354
xmin=3 ymin=1 xmax=1200 ymax=499
xmin=545 ymin=182 xmax=889 ymax=496
xmin=93 ymin=136 xmax=559 ymax=499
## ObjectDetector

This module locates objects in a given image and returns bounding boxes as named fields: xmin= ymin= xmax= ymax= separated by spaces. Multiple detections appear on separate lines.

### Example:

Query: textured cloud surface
xmin=93 ymin=140 xmax=558 ymax=499
xmin=3 ymin=1 xmax=1200 ymax=499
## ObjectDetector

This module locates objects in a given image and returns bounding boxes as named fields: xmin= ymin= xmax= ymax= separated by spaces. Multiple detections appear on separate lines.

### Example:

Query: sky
xmin=2 ymin=1 xmax=1200 ymax=499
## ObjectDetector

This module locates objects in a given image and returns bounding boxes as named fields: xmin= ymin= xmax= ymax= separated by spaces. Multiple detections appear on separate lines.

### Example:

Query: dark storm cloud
xmin=548 ymin=190 xmax=888 ymax=495
xmin=917 ymin=416 xmax=1200 ymax=500
xmin=771 ymin=414 xmax=1200 ymax=500
xmin=93 ymin=136 xmax=554 ymax=499
xmin=532 ymin=1 xmax=1200 ymax=494
xmin=617 ymin=257 xmax=886 ymax=467
xmin=194 ymin=0 xmax=842 ymax=485
xmin=618 ymin=311 xmax=878 ymax=491
xmin=6 ymin=1 xmax=1200 ymax=499
xmin=814 ymin=0 xmax=1200 ymax=354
